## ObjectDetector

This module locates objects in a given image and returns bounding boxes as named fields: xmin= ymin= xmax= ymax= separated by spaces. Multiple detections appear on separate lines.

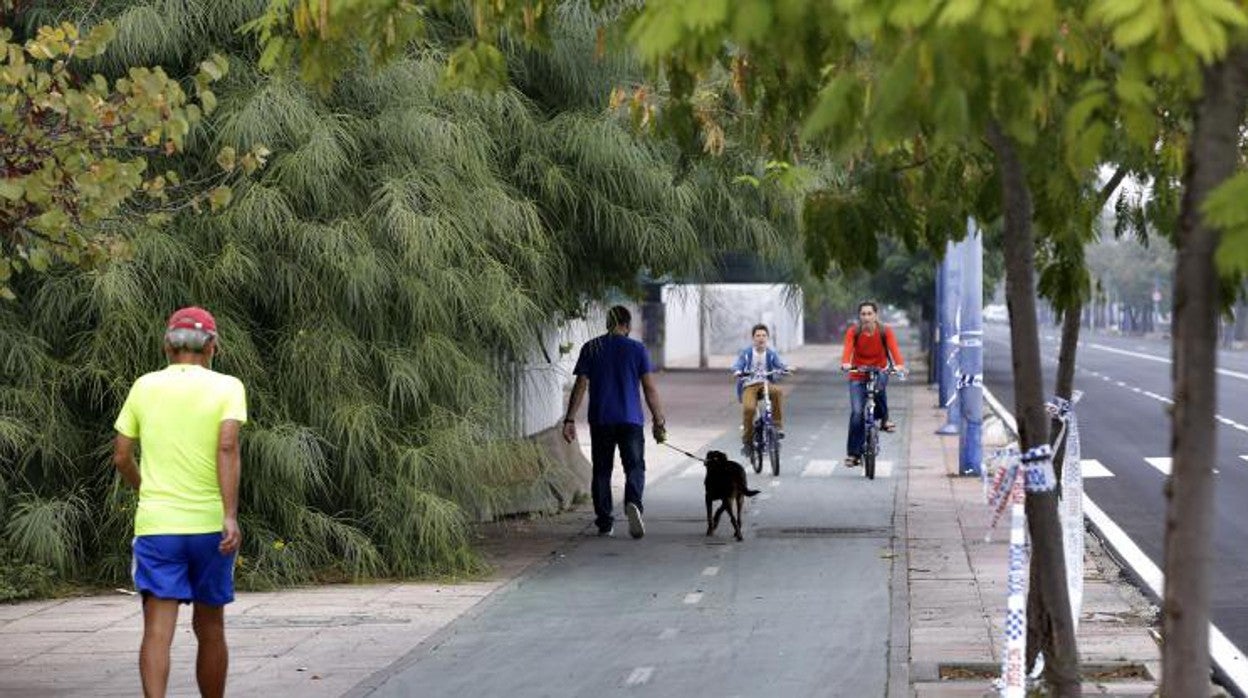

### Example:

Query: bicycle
xmin=844 ymin=365 xmax=902 ymax=480
xmin=736 ymin=368 xmax=789 ymax=477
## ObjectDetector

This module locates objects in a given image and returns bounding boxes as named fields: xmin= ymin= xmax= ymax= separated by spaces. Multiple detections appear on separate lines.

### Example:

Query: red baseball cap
xmin=166 ymin=306 xmax=217 ymax=335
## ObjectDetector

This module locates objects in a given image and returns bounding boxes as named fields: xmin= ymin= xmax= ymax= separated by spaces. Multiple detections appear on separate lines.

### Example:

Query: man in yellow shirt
xmin=112 ymin=306 xmax=246 ymax=698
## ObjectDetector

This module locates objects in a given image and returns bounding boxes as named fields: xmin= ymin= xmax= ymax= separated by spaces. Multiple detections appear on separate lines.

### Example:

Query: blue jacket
xmin=732 ymin=346 xmax=788 ymax=402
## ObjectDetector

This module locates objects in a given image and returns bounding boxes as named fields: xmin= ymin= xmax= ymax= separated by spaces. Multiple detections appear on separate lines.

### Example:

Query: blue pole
xmin=937 ymin=238 xmax=962 ymax=435
xmin=958 ymin=220 xmax=984 ymax=475
xmin=935 ymin=262 xmax=947 ymax=403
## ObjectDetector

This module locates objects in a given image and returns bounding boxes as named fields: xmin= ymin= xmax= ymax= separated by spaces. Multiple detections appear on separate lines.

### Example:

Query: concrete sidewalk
xmin=0 ymin=340 xmax=1167 ymax=696
xmin=903 ymin=387 xmax=1162 ymax=696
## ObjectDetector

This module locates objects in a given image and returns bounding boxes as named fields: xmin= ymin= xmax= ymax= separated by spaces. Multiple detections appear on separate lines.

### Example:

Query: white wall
xmin=664 ymin=284 xmax=804 ymax=367
xmin=511 ymin=302 xmax=639 ymax=437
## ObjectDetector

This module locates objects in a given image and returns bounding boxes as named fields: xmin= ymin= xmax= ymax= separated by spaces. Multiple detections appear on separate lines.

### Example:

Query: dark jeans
xmin=589 ymin=423 xmax=646 ymax=532
xmin=846 ymin=374 xmax=889 ymax=456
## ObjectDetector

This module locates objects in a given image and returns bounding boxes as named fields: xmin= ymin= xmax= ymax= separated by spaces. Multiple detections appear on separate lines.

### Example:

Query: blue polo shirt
xmin=573 ymin=334 xmax=654 ymax=426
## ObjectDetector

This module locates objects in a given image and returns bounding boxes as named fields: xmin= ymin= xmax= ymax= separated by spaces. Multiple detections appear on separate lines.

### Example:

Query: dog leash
xmin=660 ymin=441 xmax=705 ymax=462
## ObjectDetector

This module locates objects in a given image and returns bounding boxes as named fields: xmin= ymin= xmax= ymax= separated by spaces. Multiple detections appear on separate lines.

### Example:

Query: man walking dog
xmin=562 ymin=306 xmax=666 ymax=539
xmin=112 ymin=306 xmax=247 ymax=698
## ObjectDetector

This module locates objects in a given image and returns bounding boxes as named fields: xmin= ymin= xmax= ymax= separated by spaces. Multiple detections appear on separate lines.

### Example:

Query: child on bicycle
xmin=840 ymin=300 xmax=906 ymax=467
xmin=732 ymin=324 xmax=792 ymax=455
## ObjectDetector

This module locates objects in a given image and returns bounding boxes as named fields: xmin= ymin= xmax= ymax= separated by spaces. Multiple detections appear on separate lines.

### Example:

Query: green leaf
xmin=0 ymin=179 xmax=23 ymax=201
xmin=1207 ymin=172 xmax=1248 ymax=273
xmin=216 ymin=146 xmax=237 ymax=173
xmin=937 ymin=0 xmax=983 ymax=27
xmin=731 ymin=0 xmax=773 ymax=43
xmin=207 ymin=186 xmax=233 ymax=212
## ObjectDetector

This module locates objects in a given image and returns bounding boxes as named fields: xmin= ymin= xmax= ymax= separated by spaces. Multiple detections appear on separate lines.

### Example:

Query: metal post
xmin=937 ymin=238 xmax=962 ymax=435
xmin=958 ymin=221 xmax=984 ymax=475
xmin=935 ymin=262 xmax=947 ymax=402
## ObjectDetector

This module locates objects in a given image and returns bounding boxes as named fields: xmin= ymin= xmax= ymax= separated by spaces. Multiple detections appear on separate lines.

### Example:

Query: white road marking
xmin=875 ymin=460 xmax=895 ymax=478
xmin=625 ymin=667 xmax=655 ymax=686
xmin=659 ymin=628 xmax=679 ymax=640
xmin=1241 ymin=455 xmax=1248 ymax=466
xmin=801 ymin=459 xmax=838 ymax=477
xmin=1086 ymin=342 xmax=1248 ymax=381
xmin=1145 ymin=457 xmax=1172 ymax=475
xmin=1081 ymin=459 xmax=1114 ymax=478
xmin=683 ymin=592 xmax=703 ymax=605
xmin=702 ymin=566 xmax=719 ymax=576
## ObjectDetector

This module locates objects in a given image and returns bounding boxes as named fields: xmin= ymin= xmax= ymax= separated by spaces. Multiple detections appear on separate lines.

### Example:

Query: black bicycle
xmin=845 ymin=365 xmax=901 ymax=480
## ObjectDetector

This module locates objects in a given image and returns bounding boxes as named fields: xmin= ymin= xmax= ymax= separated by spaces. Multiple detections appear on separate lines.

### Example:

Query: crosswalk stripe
xmin=1241 ymin=455 xmax=1248 ymax=466
xmin=875 ymin=460 xmax=894 ymax=478
xmin=1080 ymin=459 xmax=1114 ymax=478
xmin=801 ymin=459 xmax=838 ymax=477
xmin=1145 ymin=457 xmax=1172 ymax=475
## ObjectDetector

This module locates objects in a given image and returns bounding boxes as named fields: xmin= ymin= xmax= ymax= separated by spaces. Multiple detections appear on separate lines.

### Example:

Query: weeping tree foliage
xmin=0 ymin=0 xmax=798 ymax=588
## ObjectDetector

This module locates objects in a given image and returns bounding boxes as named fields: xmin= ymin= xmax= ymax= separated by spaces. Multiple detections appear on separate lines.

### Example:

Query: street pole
xmin=935 ymin=262 xmax=946 ymax=401
xmin=937 ymin=238 xmax=962 ymax=435
xmin=958 ymin=221 xmax=983 ymax=475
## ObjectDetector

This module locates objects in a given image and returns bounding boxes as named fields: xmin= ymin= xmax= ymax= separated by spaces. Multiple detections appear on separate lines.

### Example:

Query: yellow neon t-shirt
xmin=114 ymin=364 xmax=247 ymax=536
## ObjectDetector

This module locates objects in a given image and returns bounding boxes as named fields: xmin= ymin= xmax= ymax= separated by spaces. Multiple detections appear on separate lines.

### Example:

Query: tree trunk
xmin=1163 ymin=47 xmax=1248 ymax=697
xmin=986 ymin=119 xmax=1081 ymax=695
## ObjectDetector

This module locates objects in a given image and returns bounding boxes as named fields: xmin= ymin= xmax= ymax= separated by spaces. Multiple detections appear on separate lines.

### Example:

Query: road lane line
xmin=1144 ymin=457 xmax=1172 ymax=475
xmin=1085 ymin=342 xmax=1248 ymax=381
xmin=1081 ymin=459 xmax=1114 ymax=478
xmin=683 ymin=592 xmax=703 ymax=604
xmin=985 ymin=386 xmax=1248 ymax=695
xmin=801 ymin=459 xmax=838 ymax=477
xmin=625 ymin=667 xmax=654 ymax=686
xmin=702 ymin=566 xmax=719 ymax=576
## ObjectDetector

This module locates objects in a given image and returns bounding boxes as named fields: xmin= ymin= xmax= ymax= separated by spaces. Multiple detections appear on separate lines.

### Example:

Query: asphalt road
xmin=353 ymin=369 xmax=910 ymax=698
xmin=981 ymin=322 xmax=1248 ymax=675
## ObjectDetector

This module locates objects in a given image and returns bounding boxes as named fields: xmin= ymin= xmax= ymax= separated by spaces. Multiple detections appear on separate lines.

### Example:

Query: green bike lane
xmin=351 ymin=353 xmax=910 ymax=697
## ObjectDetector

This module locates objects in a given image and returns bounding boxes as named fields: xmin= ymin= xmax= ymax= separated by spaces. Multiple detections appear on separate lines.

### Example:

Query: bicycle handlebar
xmin=734 ymin=368 xmax=792 ymax=378
xmin=843 ymin=365 xmax=904 ymax=376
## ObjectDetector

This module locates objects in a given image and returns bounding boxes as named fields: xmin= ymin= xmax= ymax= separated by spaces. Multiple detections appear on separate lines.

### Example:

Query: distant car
xmin=983 ymin=304 xmax=1008 ymax=324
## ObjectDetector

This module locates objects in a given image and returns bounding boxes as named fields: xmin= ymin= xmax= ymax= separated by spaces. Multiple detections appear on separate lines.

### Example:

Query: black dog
xmin=703 ymin=450 xmax=761 ymax=541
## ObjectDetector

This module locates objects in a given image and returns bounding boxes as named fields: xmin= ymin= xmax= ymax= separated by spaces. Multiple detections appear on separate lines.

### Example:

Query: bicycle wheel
xmin=751 ymin=437 xmax=764 ymax=473
xmin=769 ymin=435 xmax=780 ymax=477
xmin=864 ymin=426 xmax=877 ymax=480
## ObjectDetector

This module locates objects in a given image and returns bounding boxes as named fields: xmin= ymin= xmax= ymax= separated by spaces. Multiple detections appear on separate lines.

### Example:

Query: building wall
xmin=664 ymin=284 xmax=804 ymax=367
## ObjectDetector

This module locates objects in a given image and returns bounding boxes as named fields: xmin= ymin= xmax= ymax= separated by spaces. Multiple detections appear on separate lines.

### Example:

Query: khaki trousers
xmin=742 ymin=383 xmax=784 ymax=443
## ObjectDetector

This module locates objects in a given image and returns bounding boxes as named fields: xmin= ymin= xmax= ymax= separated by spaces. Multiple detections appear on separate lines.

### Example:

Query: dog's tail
xmin=744 ymin=488 xmax=761 ymax=497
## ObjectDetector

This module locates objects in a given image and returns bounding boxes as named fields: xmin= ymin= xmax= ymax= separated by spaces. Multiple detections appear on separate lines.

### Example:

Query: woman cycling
xmin=840 ymin=300 xmax=906 ymax=467
xmin=732 ymin=324 xmax=791 ymax=455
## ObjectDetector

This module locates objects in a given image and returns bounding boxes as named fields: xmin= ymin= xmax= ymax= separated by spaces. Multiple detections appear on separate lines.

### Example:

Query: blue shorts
xmin=132 ymin=533 xmax=236 ymax=606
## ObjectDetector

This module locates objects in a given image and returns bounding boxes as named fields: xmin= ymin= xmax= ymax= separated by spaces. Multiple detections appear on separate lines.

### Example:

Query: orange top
xmin=841 ymin=324 xmax=904 ymax=381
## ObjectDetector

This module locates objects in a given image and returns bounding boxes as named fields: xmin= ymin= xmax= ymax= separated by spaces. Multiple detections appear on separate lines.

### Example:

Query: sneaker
xmin=776 ymin=429 xmax=786 ymax=439
xmin=625 ymin=502 xmax=645 ymax=539
xmin=597 ymin=525 xmax=614 ymax=537
xmin=844 ymin=456 xmax=861 ymax=468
